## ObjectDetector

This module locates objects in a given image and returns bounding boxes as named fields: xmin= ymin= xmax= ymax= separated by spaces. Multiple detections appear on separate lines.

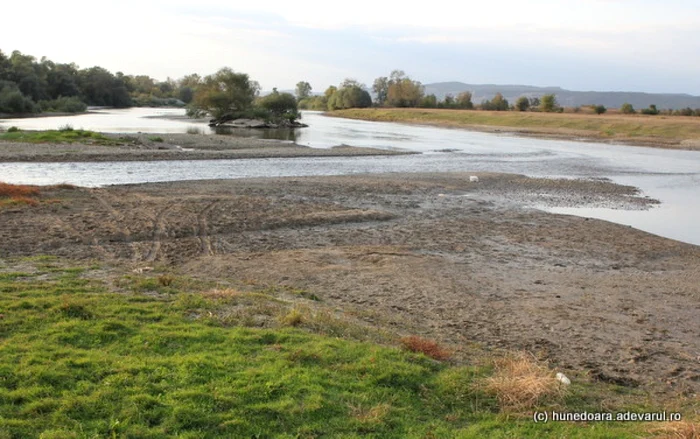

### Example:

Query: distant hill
xmin=423 ymin=82 xmax=700 ymax=110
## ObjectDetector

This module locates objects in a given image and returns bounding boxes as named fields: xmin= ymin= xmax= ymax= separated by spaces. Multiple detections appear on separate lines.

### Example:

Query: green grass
xmin=0 ymin=129 xmax=123 ymax=146
xmin=330 ymin=108 xmax=700 ymax=144
xmin=0 ymin=258 xmax=684 ymax=438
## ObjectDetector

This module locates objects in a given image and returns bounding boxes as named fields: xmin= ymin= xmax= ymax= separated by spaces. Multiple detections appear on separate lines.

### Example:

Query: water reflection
xmin=213 ymin=126 xmax=299 ymax=142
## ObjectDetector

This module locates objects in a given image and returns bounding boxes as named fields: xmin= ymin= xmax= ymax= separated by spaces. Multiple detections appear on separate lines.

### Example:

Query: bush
xmin=593 ymin=105 xmax=607 ymax=115
xmin=39 ymin=96 xmax=87 ymax=113
xmin=641 ymin=104 xmax=660 ymax=115
xmin=0 ymin=88 xmax=37 ymax=113
xmin=620 ymin=103 xmax=635 ymax=114
xmin=7 ymin=126 xmax=20 ymax=133
xmin=257 ymin=91 xmax=299 ymax=122
xmin=400 ymin=336 xmax=451 ymax=361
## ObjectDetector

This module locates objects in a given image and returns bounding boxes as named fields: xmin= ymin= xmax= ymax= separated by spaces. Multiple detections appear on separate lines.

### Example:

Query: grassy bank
xmin=1 ymin=256 xmax=693 ymax=438
xmin=0 ymin=128 xmax=122 ymax=146
xmin=330 ymin=108 xmax=700 ymax=148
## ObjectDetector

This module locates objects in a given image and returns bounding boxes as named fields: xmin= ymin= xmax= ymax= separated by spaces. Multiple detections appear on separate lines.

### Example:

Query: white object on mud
xmin=469 ymin=176 xmax=479 ymax=182
xmin=556 ymin=372 xmax=571 ymax=385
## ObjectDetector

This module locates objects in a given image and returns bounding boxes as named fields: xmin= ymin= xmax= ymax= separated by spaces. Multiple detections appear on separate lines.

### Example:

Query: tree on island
xmin=190 ymin=68 xmax=260 ymax=119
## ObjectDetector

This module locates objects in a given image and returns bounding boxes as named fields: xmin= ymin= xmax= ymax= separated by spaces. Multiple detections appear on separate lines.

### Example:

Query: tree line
xmin=0 ymin=49 xmax=301 ymax=124
xmin=0 ymin=49 xmax=198 ymax=114
xmin=296 ymin=69 xmax=700 ymax=117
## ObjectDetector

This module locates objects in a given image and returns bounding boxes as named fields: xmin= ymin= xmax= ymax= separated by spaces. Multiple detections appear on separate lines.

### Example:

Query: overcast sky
xmin=3 ymin=0 xmax=699 ymax=94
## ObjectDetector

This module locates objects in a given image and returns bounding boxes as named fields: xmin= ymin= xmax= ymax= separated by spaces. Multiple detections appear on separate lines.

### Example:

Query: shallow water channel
xmin=1 ymin=109 xmax=699 ymax=245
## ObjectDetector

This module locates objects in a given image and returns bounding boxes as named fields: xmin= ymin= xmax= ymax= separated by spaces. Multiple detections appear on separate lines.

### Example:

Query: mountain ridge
xmin=423 ymin=82 xmax=700 ymax=110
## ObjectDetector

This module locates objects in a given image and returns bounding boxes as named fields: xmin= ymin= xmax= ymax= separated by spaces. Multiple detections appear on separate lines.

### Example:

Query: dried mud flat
xmin=2 ymin=172 xmax=699 ymax=397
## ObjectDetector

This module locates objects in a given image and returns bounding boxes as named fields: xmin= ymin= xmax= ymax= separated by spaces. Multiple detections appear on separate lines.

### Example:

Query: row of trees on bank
xmin=296 ymin=69 xmax=700 ymax=116
xmin=0 ymin=49 xmax=301 ymax=123
xmin=0 ymin=49 xmax=201 ymax=114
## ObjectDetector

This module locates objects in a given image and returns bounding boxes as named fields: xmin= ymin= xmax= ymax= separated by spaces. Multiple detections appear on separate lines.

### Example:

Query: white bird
xmin=556 ymin=372 xmax=571 ymax=385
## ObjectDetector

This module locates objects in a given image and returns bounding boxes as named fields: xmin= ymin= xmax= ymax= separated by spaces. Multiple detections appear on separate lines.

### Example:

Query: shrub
xmin=641 ymin=104 xmax=660 ymax=115
xmin=620 ymin=103 xmax=635 ymax=114
xmin=0 ymin=87 xmax=37 ymax=113
xmin=39 ymin=97 xmax=87 ymax=113
xmin=148 ymin=136 xmax=164 ymax=143
xmin=158 ymin=274 xmax=174 ymax=286
xmin=58 ymin=124 xmax=74 ymax=132
xmin=594 ymin=105 xmax=607 ymax=115
xmin=7 ymin=126 xmax=20 ymax=133
xmin=400 ymin=336 xmax=451 ymax=361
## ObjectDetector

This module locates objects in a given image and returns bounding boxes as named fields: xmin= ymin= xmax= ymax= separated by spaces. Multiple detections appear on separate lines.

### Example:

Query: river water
xmin=1 ymin=109 xmax=699 ymax=245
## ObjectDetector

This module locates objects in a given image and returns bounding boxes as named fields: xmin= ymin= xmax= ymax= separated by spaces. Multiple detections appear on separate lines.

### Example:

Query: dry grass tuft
xmin=400 ymin=336 xmax=451 ymax=361
xmin=279 ymin=307 xmax=306 ymax=327
xmin=650 ymin=421 xmax=700 ymax=439
xmin=482 ymin=353 xmax=564 ymax=412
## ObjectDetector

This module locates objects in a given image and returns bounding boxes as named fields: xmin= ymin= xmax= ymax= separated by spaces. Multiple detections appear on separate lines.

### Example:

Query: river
xmin=1 ymin=108 xmax=699 ymax=245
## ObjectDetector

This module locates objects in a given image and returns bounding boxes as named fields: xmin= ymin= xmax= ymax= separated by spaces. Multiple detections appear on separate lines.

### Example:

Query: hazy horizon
xmin=4 ymin=0 xmax=699 ymax=95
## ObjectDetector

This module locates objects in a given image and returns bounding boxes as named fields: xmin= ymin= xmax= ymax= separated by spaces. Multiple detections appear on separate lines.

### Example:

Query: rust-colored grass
xmin=0 ymin=182 xmax=40 ymax=198
xmin=481 ymin=353 xmax=564 ymax=412
xmin=400 ymin=336 xmax=451 ymax=361
xmin=0 ymin=182 xmax=42 ymax=207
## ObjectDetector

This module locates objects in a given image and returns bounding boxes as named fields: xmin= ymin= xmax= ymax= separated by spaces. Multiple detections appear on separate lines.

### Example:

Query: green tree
xmin=620 ymin=103 xmax=635 ymax=114
xmin=78 ymin=66 xmax=131 ymax=107
xmin=456 ymin=91 xmax=474 ymax=109
xmin=481 ymin=93 xmax=509 ymax=111
xmin=419 ymin=94 xmax=437 ymax=108
xmin=594 ymin=105 xmax=607 ymax=115
xmin=386 ymin=70 xmax=423 ymax=107
xmin=515 ymin=96 xmax=530 ymax=112
xmin=372 ymin=76 xmax=389 ymax=106
xmin=640 ymin=104 xmax=659 ymax=115
xmin=295 ymin=81 xmax=312 ymax=99
xmin=324 ymin=86 xmax=337 ymax=99
xmin=541 ymin=94 xmax=557 ymax=112
xmin=440 ymin=94 xmax=455 ymax=109
xmin=191 ymin=68 xmax=260 ymax=119
xmin=0 ymin=80 xmax=37 ymax=113
xmin=327 ymin=80 xmax=372 ymax=110
xmin=257 ymin=89 xmax=299 ymax=122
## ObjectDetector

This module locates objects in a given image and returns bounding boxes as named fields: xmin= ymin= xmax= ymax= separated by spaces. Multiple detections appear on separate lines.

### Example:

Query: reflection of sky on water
xmin=1 ymin=109 xmax=699 ymax=245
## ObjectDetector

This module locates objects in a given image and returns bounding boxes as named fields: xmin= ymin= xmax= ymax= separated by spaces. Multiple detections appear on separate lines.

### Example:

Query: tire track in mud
xmin=50 ymin=215 xmax=116 ymax=259
xmin=144 ymin=203 xmax=178 ymax=262
xmin=89 ymin=189 xmax=140 ymax=260
xmin=196 ymin=200 xmax=219 ymax=256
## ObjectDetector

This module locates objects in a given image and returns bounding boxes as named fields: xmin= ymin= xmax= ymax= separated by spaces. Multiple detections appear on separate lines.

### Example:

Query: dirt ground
xmin=1 ymin=173 xmax=699 ymax=397
xmin=0 ymin=133 xmax=411 ymax=162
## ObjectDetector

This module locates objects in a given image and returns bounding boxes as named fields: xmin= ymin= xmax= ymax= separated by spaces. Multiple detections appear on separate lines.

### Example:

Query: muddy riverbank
xmin=2 ymin=172 xmax=698 ymax=397
xmin=0 ymin=133 xmax=412 ymax=162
